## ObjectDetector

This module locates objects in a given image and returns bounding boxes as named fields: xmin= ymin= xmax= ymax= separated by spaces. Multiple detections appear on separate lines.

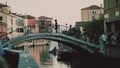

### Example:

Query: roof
xmin=0 ymin=33 xmax=7 ymax=37
xmin=20 ymin=15 xmax=35 ymax=19
xmin=11 ymin=13 xmax=22 ymax=17
xmin=81 ymin=5 xmax=103 ymax=10
xmin=0 ymin=23 xmax=7 ymax=25
xmin=38 ymin=16 xmax=52 ymax=19
xmin=0 ymin=3 xmax=10 ymax=7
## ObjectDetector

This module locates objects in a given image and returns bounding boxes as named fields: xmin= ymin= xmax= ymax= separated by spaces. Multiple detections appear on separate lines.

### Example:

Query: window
xmin=16 ymin=19 xmax=24 ymax=26
xmin=106 ymin=0 xmax=110 ymax=9
xmin=0 ymin=16 xmax=3 ymax=21
xmin=92 ymin=11 xmax=94 ymax=15
xmin=0 ymin=25 xmax=2 ymax=32
xmin=11 ymin=19 xmax=13 ymax=25
xmin=11 ymin=27 xmax=13 ymax=32
xmin=115 ymin=0 xmax=119 ymax=6
xmin=39 ymin=20 xmax=46 ymax=29
xmin=92 ymin=11 xmax=96 ymax=16
xmin=16 ymin=28 xmax=24 ymax=33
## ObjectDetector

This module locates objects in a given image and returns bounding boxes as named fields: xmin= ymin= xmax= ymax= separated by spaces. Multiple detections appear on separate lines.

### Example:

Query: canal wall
xmin=2 ymin=50 xmax=19 ymax=68
xmin=2 ymin=49 xmax=39 ymax=68
xmin=105 ymin=45 xmax=120 ymax=58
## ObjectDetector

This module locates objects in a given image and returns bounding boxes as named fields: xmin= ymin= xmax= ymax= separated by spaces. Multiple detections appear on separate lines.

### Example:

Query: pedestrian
xmin=107 ymin=32 xmax=113 ymax=45
xmin=100 ymin=33 xmax=107 ymax=44
xmin=111 ymin=33 xmax=117 ymax=45
xmin=54 ymin=19 xmax=58 ymax=33
xmin=116 ymin=32 xmax=120 ymax=45
xmin=99 ymin=33 xmax=107 ymax=53
xmin=8 ymin=43 xmax=12 ymax=50
xmin=0 ymin=38 xmax=4 ymax=55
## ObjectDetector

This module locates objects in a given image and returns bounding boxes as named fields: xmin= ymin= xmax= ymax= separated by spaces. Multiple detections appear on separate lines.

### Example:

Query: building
xmin=75 ymin=21 xmax=85 ymax=34
xmin=38 ymin=16 xmax=52 ymax=33
xmin=20 ymin=15 xmax=37 ymax=34
xmin=0 ymin=12 xmax=7 ymax=37
xmin=81 ymin=5 xmax=104 ymax=22
xmin=0 ymin=23 xmax=7 ymax=37
xmin=0 ymin=11 xmax=27 ymax=39
xmin=0 ymin=3 xmax=11 ymax=14
xmin=0 ymin=3 xmax=11 ymax=38
xmin=7 ymin=13 xmax=27 ymax=39
xmin=104 ymin=0 xmax=120 ymax=34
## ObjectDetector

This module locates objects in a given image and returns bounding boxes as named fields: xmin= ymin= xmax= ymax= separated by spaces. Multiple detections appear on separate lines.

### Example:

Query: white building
xmin=7 ymin=13 xmax=27 ymax=39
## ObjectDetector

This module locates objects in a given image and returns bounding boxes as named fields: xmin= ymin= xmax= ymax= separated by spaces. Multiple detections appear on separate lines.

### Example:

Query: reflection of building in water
xmin=29 ymin=46 xmax=42 ymax=65
xmin=28 ymin=45 xmax=70 ymax=68
xmin=29 ymin=45 xmax=51 ymax=66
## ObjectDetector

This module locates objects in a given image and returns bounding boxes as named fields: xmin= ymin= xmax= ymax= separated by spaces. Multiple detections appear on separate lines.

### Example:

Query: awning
xmin=0 ymin=33 xmax=7 ymax=37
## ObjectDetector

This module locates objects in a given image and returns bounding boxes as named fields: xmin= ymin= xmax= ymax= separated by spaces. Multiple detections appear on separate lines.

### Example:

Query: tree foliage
xmin=83 ymin=18 xmax=104 ymax=38
xmin=62 ymin=27 xmax=81 ymax=38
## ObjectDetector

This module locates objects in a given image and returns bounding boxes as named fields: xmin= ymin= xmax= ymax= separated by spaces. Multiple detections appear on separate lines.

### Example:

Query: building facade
xmin=21 ymin=15 xmax=37 ymax=34
xmin=7 ymin=13 xmax=27 ymax=39
xmin=0 ymin=12 xmax=7 ymax=37
xmin=75 ymin=21 xmax=85 ymax=34
xmin=104 ymin=0 xmax=120 ymax=34
xmin=0 ymin=3 xmax=11 ymax=14
xmin=38 ymin=16 xmax=52 ymax=33
xmin=0 ymin=3 xmax=11 ymax=38
xmin=81 ymin=5 xmax=104 ymax=22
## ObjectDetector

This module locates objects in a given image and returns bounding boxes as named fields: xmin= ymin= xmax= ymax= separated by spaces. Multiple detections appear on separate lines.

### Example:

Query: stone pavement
xmin=18 ymin=52 xmax=39 ymax=68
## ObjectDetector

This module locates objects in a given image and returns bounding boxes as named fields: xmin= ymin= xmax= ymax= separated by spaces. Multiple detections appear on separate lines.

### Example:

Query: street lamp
xmin=65 ymin=23 xmax=68 ymax=31
xmin=104 ymin=14 xmax=109 ymax=35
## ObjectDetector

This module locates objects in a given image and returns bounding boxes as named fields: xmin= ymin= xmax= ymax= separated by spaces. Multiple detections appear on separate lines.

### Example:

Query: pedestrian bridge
xmin=4 ymin=33 xmax=100 ymax=55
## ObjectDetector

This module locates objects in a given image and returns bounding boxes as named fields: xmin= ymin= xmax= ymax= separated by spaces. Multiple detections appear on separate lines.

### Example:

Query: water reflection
xmin=28 ymin=45 xmax=70 ymax=68
xmin=23 ymin=44 xmax=120 ymax=68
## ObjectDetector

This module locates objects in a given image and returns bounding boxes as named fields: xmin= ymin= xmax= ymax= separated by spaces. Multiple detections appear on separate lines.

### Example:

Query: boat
xmin=48 ymin=41 xmax=59 ymax=54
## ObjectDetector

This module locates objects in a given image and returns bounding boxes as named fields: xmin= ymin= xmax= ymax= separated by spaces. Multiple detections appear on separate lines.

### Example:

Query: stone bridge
xmin=4 ymin=33 xmax=100 ymax=55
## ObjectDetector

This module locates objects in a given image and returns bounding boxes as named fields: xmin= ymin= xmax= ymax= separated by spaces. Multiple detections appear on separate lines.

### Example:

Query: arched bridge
xmin=4 ymin=33 xmax=100 ymax=55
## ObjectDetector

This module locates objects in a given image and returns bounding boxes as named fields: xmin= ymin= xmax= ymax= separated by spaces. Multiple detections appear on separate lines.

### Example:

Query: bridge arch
xmin=4 ymin=33 xmax=99 ymax=55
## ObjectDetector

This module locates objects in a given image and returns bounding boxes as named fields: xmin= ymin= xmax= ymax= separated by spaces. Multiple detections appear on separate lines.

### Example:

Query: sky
xmin=0 ymin=0 xmax=103 ymax=26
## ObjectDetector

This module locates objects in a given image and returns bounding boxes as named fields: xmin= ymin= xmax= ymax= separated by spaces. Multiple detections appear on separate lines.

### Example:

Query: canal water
xmin=21 ymin=40 xmax=120 ymax=68
xmin=25 ymin=45 xmax=71 ymax=68
xmin=23 ymin=44 xmax=120 ymax=68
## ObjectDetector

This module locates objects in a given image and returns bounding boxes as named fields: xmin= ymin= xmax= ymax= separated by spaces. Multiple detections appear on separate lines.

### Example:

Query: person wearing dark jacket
xmin=116 ymin=32 xmax=120 ymax=45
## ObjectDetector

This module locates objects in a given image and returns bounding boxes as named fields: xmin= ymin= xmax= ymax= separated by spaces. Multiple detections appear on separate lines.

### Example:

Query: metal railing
xmin=3 ymin=32 xmax=100 ymax=54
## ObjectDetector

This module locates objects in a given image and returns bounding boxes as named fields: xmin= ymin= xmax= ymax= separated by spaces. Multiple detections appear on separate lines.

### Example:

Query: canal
xmin=23 ymin=44 xmax=120 ymax=68
xmin=24 ymin=45 xmax=71 ymax=68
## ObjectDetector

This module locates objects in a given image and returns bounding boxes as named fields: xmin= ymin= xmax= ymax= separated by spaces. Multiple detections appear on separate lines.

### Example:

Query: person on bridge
xmin=100 ymin=33 xmax=107 ymax=44
xmin=116 ymin=32 xmax=120 ymax=45
xmin=55 ymin=19 xmax=58 ymax=33
xmin=99 ymin=33 xmax=107 ymax=53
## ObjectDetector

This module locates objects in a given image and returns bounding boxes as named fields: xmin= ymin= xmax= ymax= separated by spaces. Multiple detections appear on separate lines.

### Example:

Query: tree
xmin=68 ymin=27 xmax=81 ymax=38
xmin=83 ymin=18 xmax=104 ymax=40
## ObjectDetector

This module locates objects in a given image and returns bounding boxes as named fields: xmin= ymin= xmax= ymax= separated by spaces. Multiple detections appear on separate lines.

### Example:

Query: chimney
xmin=5 ymin=2 xmax=7 ymax=5
xmin=25 ymin=13 xmax=27 ymax=19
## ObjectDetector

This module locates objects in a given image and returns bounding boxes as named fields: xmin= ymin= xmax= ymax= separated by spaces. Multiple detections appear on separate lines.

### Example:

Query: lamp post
xmin=104 ymin=19 xmax=107 ymax=35
xmin=65 ymin=23 xmax=68 ymax=31
xmin=104 ymin=14 xmax=109 ymax=35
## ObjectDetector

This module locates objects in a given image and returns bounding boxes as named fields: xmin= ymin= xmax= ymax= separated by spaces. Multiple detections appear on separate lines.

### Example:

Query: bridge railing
xmin=3 ymin=32 xmax=101 ymax=54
